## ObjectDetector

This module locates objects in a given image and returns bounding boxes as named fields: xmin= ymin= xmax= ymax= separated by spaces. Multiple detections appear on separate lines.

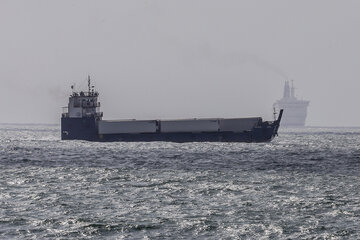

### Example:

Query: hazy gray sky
xmin=1 ymin=0 xmax=359 ymax=126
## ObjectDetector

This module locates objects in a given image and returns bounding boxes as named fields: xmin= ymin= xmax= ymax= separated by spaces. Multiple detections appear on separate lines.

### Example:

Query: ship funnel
xmin=283 ymin=81 xmax=290 ymax=99
xmin=290 ymin=80 xmax=295 ymax=99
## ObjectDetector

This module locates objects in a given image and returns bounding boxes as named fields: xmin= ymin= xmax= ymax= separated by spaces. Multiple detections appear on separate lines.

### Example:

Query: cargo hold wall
xmin=99 ymin=120 xmax=158 ymax=134
xmin=160 ymin=119 xmax=219 ymax=133
xmin=219 ymin=117 xmax=261 ymax=132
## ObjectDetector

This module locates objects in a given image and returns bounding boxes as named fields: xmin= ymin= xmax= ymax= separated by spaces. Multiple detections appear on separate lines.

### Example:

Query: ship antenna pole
xmin=88 ymin=75 xmax=91 ymax=93
xmin=273 ymin=107 xmax=277 ymax=121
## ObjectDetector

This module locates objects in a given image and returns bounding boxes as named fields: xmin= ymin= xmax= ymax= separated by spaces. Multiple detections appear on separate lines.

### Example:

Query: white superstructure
xmin=274 ymin=81 xmax=309 ymax=127
xmin=63 ymin=76 xmax=103 ymax=119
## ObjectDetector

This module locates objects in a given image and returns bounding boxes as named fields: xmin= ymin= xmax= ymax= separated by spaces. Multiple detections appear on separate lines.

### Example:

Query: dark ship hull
xmin=61 ymin=111 xmax=283 ymax=143
xmin=61 ymin=77 xmax=283 ymax=143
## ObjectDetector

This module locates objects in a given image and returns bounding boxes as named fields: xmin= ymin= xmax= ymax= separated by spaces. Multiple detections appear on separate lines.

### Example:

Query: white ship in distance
xmin=274 ymin=81 xmax=310 ymax=127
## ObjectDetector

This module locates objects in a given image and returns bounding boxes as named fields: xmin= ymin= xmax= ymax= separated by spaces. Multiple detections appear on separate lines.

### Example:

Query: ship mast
xmin=88 ymin=75 xmax=91 ymax=93
xmin=273 ymin=107 xmax=277 ymax=121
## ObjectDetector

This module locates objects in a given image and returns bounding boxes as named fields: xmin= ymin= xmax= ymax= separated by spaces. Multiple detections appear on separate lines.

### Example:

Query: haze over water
xmin=1 ymin=1 xmax=360 ymax=126
xmin=1 ymin=124 xmax=359 ymax=239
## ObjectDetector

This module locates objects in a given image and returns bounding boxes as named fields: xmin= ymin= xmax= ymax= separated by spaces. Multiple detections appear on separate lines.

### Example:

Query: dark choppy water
xmin=0 ymin=124 xmax=359 ymax=239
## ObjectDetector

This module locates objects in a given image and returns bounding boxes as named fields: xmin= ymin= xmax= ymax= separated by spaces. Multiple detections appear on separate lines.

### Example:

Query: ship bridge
xmin=62 ymin=76 xmax=103 ymax=119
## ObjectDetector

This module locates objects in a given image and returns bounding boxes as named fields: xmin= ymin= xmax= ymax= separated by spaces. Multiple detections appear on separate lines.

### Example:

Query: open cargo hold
xmin=219 ymin=117 xmax=261 ymax=132
xmin=160 ymin=119 xmax=219 ymax=133
xmin=99 ymin=120 xmax=158 ymax=134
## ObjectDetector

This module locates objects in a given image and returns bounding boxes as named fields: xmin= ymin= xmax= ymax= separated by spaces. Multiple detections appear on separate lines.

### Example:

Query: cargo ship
xmin=273 ymin=81 xmax=309 ymax=127
xmin=61 ymin=77 xmax=283 ymax=142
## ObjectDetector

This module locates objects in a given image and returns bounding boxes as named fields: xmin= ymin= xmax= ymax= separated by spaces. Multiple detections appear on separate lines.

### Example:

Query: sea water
xmin=0 ymin=124 xmax=359 ymax=239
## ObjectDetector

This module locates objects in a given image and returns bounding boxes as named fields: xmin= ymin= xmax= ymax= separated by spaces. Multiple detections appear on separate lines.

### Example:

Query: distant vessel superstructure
xmin=61 ymin=77 xmax=283 ymax=142
xmin=274 ymin=81 xmax=309 ymax=127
